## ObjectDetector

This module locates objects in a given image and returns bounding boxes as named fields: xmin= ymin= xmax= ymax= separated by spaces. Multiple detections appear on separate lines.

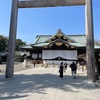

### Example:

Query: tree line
xmin=0 ymin=35 xmax=26 ymax=51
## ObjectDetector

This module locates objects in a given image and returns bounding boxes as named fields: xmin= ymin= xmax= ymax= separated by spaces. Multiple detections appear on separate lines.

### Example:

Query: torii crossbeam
xmin=18 ymin=0 xmax=85 ymax=8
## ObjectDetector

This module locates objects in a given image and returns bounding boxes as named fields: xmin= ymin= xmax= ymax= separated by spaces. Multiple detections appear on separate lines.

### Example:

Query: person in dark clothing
xmin=59 ymin=62 xmax=64 ymax=79
xmin=70 ymin=61 xmax=77 ymax=78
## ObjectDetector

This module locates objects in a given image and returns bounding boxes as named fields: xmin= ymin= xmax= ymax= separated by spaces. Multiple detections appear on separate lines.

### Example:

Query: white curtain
xmin=32 ymin=54 xmax=37 ymax=59
xmin=42 ymin=50 xmax=77 ymax=60
xmin=39 ymin=54 xmax=42 ymax=58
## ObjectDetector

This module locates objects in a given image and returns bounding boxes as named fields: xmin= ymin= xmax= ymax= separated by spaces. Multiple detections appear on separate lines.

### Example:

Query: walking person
xmin=70 ymin=61 xmax=77 ymax=79
xmin=59 ymin=62 xmax=64 ymax=79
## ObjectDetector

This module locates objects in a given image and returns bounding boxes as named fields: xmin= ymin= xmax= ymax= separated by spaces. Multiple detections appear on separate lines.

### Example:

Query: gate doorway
xmin=5 ymin=0 xmax=95 ymax=82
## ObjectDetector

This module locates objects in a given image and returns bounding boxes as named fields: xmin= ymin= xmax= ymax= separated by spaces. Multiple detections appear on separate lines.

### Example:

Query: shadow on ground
xmin=0 ymin=72 xmax=100 ymax=100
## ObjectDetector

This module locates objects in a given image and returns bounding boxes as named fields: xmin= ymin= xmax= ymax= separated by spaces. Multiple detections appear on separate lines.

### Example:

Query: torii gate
xmin=5 ymin=0 xmax=96 ymax=82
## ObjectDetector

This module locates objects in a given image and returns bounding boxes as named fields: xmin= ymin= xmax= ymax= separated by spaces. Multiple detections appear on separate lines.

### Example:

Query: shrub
xmin=15 ymin=53 xmax=23 ymax=62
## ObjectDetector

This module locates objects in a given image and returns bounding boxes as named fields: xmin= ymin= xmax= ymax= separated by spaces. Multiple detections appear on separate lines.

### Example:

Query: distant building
xmin=21 ymin=29 xmax=100 ymax=64
xmin=0 ymin=51 xmax=27 ymax=63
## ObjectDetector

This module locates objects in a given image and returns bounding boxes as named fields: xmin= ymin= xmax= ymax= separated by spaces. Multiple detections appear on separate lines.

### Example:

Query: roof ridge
xmin=36 ymin=35 xmax=52 ymax=37
xmin=67 ymin=34 xmax=85 ymax=36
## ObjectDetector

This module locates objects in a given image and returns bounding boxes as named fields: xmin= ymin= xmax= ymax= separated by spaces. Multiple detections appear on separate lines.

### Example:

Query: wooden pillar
xmin=5 ymin=0 xmax=18 ymax=78
xmin=85 ymin=0 xmax=96 ymax=82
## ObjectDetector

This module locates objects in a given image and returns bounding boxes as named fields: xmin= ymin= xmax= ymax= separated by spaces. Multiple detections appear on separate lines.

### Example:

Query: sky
xmin=0 ymin=0 xmax=100 ymax=44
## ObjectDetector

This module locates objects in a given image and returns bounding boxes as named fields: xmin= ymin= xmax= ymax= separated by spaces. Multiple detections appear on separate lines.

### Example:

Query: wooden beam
xmin=18 ymin=0 xmax=85 ymax=8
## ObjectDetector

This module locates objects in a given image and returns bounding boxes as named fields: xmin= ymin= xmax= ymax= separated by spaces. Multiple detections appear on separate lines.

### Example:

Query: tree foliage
xmin=0 ymin=35 xmax=8 ymax=51
xmin=0 ymin=35 xmax=26 ymax=51
xmin=16 ymin=39 xmax=26 ymax=51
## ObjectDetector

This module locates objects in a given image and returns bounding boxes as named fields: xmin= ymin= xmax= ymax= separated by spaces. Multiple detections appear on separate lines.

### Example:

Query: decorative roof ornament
xmin=57 ymin=28 xmax=62 ymax=33
xmin=56 ymin=29 xmax=63 ymax=38
xmin=55 ymin=42 xmax=63 ymax=46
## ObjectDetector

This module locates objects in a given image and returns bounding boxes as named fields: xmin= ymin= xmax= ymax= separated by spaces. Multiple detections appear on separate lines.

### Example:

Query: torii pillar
xmin=85 ymin=0 xmax=96 ymax=82
xmin=5 ymin=0 xmax=96 ymax=82
xmin=5 ymin=0 xmax=18 ymax=78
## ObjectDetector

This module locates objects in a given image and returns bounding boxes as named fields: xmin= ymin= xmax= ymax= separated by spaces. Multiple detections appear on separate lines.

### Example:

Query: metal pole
xmin=85 ymin=0 xmax=96 ymax=82
xmin=5 ymin=0 xmax=18 ymax=78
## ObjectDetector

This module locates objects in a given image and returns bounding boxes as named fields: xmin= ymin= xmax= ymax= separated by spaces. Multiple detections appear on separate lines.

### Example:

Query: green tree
xmin=0 ymin=35 xmax=26 ymax=51
xmin=0 ymin=35 xmax=8 ymax=51
xmin=16 ymin=39 xmax=26 ymax=51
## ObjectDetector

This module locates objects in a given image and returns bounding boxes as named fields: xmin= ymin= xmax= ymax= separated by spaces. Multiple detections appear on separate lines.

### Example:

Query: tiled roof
xmin=21 ymin=45 xmax=33 ymax=49
xmin=34 ymin=35 xmax=51 ymax=44
xmin=32 ymin=30 xmax=86 ymax=47
xmin=32 ymin=43 xmax=49 ymax=47
xmin=69 ymin=42 xmax=86 ymax=47
xmin=21 ymin=29 xmax=100 ymax=49
xmin=0 ymin=52 xmax=7 ymax=56
xmin=68 ymin=35 xmax=86 ymax=44
xmin=94 ymin=45 xmax=100 ymax=49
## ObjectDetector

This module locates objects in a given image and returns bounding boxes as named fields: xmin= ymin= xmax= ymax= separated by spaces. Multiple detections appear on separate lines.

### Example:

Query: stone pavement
xmin=0 ymin=66 xmax=100 ymax=100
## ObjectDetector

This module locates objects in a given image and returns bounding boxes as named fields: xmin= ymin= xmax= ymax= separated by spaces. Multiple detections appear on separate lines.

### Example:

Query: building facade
xmin=21 ymin=29 xmax=100 ymax=64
